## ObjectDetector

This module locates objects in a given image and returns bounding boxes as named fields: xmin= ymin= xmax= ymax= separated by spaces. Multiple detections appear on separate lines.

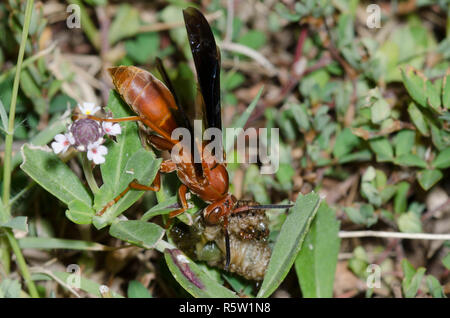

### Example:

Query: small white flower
xmin=51 ymin=133 xmax=74 ymax=154
xmin=87 ymin=140 xmax=108 ymax=165
xmin=79 ymin=102 xmax=101 ymax=115
xmin=102 ymin=121 xmax=122 ymax=136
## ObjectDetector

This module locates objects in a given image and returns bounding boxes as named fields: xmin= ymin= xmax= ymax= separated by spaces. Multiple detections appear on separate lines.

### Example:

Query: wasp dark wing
xmin=183 ymin=7 xmax=221 ymax=130
xmin=155 ymin=57 xmax=204 ymax=178
xmin=155 ymin=57 xmax=192 ymax=134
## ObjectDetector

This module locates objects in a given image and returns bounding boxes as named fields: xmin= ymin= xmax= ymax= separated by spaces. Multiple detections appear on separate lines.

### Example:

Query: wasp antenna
xmin=250 ymin=204 xmax=293 ymax=210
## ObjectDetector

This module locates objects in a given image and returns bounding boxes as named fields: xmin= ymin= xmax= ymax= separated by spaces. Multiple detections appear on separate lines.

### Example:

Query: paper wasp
xmin=75 ymin=7 xmax=291 ymax=270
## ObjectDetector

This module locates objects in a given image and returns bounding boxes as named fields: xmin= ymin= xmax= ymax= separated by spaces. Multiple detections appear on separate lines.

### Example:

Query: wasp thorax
xmin=70 ymin=118 xmax=104 ymax=151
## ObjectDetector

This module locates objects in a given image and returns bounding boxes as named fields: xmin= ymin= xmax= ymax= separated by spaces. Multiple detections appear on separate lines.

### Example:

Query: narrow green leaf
xmin=443 ymin=73 xmax=450 ymax=109
xmin=20 ymin=144 xmax=92 ymax=206
xmin=18 ymin=237 xmax=111 ymax=251
xmin=257 ymin=193 xmax=321 ymax=298
xmin=426 ymin=80 xmax=441 ymax=112
xmin=0 ymin=99 xmax=8 ymax=133
xmin=407 ymin=102 xmax=429 ymax=136
xmin=394 ymin=182 xmax=410 ymax=213
xmin=109 ymin=220 xmax=165 ymax=249
xmin=295 ymin=202 xmax=340 ymax=297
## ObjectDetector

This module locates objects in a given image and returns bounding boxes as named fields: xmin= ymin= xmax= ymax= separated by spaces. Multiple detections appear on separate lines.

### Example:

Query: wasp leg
xmin=147 ymin=134 xmax=175 ymax=151
xmin=223 ymin=216 xmax=231 ymax=271
xmin=96 ymin=160 xmax=177 ymax=216
xmin=168 ymin=184 xmax=189 ymax=218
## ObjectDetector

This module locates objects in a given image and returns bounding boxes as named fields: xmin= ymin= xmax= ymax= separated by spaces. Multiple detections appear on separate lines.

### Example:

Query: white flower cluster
xmin=51 ymin=102 xmax=122 ymax=165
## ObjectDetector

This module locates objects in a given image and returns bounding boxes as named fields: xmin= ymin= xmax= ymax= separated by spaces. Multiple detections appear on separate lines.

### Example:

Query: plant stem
xmin=80 ymin=153 xmax=100 ymax=194
xmin=2 ymin=0 xmax=34 ymax=217
xmin=5 ymin=229 xmax=39 ymax=298
xmin=0 ymin=0 xmax=39 ymax=298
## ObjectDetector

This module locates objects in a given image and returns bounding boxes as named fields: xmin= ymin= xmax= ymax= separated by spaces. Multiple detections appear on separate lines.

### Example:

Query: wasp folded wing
xmin=183 ymin=7 xmax=221 ymax=131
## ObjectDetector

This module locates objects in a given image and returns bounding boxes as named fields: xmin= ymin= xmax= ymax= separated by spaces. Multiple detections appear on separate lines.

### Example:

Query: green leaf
xmin=407 ymin=102 xmax=429 ymax=136
xmin=333 ymin=128 xmax=360 ymax=158
xmin=0 ymin=99 xmax=8 ymax=133
xmin=397 ymin=211 xmax=422 ymax=233
xmin=0 ymin=279 xmax=21 ymax=298
xmin=401 ymin=259 xmax=425 ymax=298
xmin=401 ymin=67 xmax=427 ymax=107
xmin=109 ymin=220 xmax=164 ymax=249
xmin=100 ymin=91 xmax=142 ymax=192
xmin=426 ymin=275 xmax=445 ymax=298
xmin=432 ymin=147 xmax=450 ymax=169
xmin=338 ymin=149 xmax=372 ymax=163
xmin=18 ymin=237 xmax=111 ymax=251
xmin=1 ymin=216 xmax=28 ymax=232
xmin=12 ymin=113 xmax=72 ymax=171
xmin=65 ymin=200 xmax=95 ymax=225
xmin=257 ymin=193 xmax=321 ymax=298
xmin=369 ymin=137 xmax=394 ymax=162
xmin=442 ymin=253 xmax=450 ymax=270
xmin=443 ymin=73 xmax=450 ymax=109
xmin=125 ymin=32 xmax=159 ymax=64
xmin=164 ymin=248 xmax=237 ymax=298
xmin=93 ymin=149 xmax=161 ymax=229
xmin=426 ymin=80 xmax=441 ymax=112
xmin=344 ymin=205 xmax=377 ymax=227
xmin=394 ymin=154 xmax=427 ymax=168
xmin=295 ymin=202 xmax=340 ymax=297
xmin=290 ymin=103 xmax=310 ymax=131
xmin=127 ymin=280 xmax=152 ymax=298
xmin=108 ymin=4 xmax=141 ymax=44
xmin=20 ymin=144 xmax=92 ymax=206
xmin=394 ymin=182 xmax=410 ymax=213
xmin=417 ymin=169 xmax=443 ymax=191
xmin=238 ymin=30 xmax=266 ymax=50
xmin=371 ymin=98 xmax=390 ymax=124
xmin=394 ymin=130 xmax=416 ymax=157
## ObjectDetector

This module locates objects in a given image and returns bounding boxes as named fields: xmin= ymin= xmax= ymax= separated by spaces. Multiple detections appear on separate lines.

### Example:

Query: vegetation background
xmin=0 ymin=0 xmax=449 ymax=298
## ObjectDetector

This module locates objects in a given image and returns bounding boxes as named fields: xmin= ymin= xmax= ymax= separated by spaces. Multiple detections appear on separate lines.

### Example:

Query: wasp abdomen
xmin=108 ymin=66 xmax=179 ymax=141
